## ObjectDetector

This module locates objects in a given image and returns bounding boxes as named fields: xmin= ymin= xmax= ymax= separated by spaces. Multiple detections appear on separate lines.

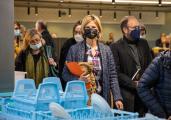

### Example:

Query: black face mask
xmin=84 ymin=28 xmax=98 ymax=39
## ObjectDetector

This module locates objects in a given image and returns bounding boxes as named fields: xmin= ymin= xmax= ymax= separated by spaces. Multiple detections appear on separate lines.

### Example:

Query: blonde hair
xmin=81 ymin=14 xmax=103 ymax=40
xmin=22 ymin=29 xmax=45 ymax=50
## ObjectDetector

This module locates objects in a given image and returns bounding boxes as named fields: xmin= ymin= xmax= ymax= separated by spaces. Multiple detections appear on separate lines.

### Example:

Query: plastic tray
xmin=0 ymin=112 xmax=28 ymax=120
xmin=36 ymin=107 xmax=139 ymax=120
xmin=0 ymin=92 xmax=13 ymax=111
xmin=1 ymin=104 xmax=34 ymax=120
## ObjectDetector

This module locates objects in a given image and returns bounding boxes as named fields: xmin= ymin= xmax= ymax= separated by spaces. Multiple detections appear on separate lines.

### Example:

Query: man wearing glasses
xmin=110 ymin=16 xmax=152 ymax=116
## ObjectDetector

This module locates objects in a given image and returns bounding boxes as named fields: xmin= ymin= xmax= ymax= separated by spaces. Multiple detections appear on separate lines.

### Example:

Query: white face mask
xmin=74 ymin=34 xmax=84 ymax=42
xmin=30 ymin=42 xmax=42 ymax=50
xmin=14 ymin=29 xmax=21 ymax=36
xmin=140 ymin=34 xmax=146 ymax=39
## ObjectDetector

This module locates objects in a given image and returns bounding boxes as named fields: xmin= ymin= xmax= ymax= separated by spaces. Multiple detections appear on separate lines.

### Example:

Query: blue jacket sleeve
xmin=62 ymin=46 xmax=79 ymax=82
xmin=137 ymin=56 xmax=167 ymax=118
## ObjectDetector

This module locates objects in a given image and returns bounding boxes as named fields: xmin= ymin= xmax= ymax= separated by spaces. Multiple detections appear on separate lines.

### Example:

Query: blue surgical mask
xmin=30 ymin=42 xmax=42 ymax=50
xmin=130 ymin=27 xmax=140 ymax=41
xmin=14 ymin=29 xmax=21 ymax=36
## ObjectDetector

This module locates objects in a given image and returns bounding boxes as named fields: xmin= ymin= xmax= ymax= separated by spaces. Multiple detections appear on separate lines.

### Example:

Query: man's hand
xmin=115 ymin=100 xmax=123 ymax=110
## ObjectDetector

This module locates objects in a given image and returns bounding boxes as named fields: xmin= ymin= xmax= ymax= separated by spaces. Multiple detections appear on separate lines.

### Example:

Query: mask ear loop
xmin=96 ymin=31 xmax=100 ymax=40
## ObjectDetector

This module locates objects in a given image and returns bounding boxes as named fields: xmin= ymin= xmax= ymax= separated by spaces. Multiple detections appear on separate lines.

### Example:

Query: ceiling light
xmin=158 ymin=0 xmax=162 ymax=6
xmin=35 ymin=7 xmax=38 ymax=16
xmin=128 ymin=10 xmax=131 ymax=16
xmin=87 ymin=10 xmax=90 ymax=15
xmin=58 ymin=10 xmax=61 ymax=18
xmin=68 ymin=8 xmax=71 ymax=17
xmin=112 ymin=0 xmax=115 ymax=4
xmin=155 ymin=11 xmax=159 ymax=19
xmin=113 ymin=11 xmax=116 ymax=20
xmin=139 ymin=12 xmax=142 ymax=19
xmin=27 ymin=7 xmax=30 ymax=15
xmin=99 ymin=9 xmax=102 ymax=18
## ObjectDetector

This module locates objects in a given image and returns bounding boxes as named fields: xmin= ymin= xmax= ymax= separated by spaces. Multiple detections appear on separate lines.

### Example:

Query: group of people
xmin=14 ymin=15 xmax=171 ymax=119
xmin=15 ymin=20 xmax=56 ymax=87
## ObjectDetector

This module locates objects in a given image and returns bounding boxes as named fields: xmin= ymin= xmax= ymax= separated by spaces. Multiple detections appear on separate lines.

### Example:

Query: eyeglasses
xmin=30 ymin=38 xmax=41 ymax=44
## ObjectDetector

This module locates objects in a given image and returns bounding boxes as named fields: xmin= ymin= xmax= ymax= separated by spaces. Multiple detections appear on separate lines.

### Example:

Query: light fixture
xmin=139 ymin=12 xmax=142 ymax=19
xmin=158 ymin=0 xmax=162 ymax=6
xmin=87 ymin=10 xmax=90 ymax=15
xmin=128 ymin=10 xmax=131 ymax=16
xmin=27 ymin=7 xmax=30 ymax=15
xmin=60 ymin=0 xmax=64 ymax=2
xmin=155 ymin=11 xmax=159 ymax=19
xmin=112 ymin=0 xmax=115 ymax=4
xmin=58 ymin=10 xmax=61 ymax=18
xmin=99 ymin=9 xmax=102 ymax=18
xmin=35 ymin=7 xmax=38 ymax=16
xmin=113 ymin=11 xmax=116 ymax=20
xmin=68 ymin=8 xmax=71 ymax=17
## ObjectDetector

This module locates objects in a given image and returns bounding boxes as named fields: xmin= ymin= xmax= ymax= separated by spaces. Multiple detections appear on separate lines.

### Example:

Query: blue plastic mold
xmin=60 ymin=81 xmax=89 ymax=109
xmin=12 ymin=81 xmax=60 ymax=111
xmin=43 ymin=77 xmax=63 ymax=94
xmin=12 ymin=79 xmax=36 ymax=99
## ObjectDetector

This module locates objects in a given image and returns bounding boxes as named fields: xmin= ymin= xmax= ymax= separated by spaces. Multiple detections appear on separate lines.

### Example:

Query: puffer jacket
xmin=138 ymin=50 xmax=171 ymax=118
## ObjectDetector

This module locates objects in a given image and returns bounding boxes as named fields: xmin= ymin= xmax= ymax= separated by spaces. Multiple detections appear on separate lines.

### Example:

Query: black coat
xmin=110 ymin=37 xmax=152 ymax=114
xmin=58 ymin=37 xmax=76 ymax=89
xmin=41 ymin=30 xmax=55 ymax=48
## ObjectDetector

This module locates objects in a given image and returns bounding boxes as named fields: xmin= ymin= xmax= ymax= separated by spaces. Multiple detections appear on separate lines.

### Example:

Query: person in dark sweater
xmin=15 ymin=29 xmax=56 ymax=87
xmin=35 ymin=20 xmax=55 ymax=48
xmin=138 ymin=50 xmax=171 ymax=119
xmin=110 ymin=16 xmax=152 ymax=116
xmin=58 ymin=20 xmax=83 ymax=89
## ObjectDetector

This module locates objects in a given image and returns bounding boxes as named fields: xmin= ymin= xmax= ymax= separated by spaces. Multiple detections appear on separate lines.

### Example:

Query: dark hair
xmin=120 ymin=16 xmax=129 ymax=33
xmin=72 ymin=20 xmax=82 ymax=36
xmin=37 ymin=20 xmax=47 ymax=30
xmin=140 ymin=25 xmax=146 ymax=34
xmin=14 ymin=21 xmax=21 ymax=29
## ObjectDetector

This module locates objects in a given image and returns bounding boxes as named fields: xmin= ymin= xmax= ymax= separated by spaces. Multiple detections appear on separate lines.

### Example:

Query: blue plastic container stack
xmin=0 ymin=77 xmax=140 ymax=120
xmin=11 ymin=79 xmax=60 ymax=111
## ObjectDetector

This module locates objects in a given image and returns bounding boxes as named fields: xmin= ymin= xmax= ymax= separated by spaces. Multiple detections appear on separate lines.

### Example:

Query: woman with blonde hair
xmin=62 ymin=15 xmax=123 ymax=109
xmin=15 ymin=29 xmax=56 ymax=87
